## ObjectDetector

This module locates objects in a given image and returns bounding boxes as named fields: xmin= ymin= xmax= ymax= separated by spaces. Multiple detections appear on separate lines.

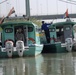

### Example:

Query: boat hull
xmin=42 ymin=42 xmax=67 ymax=53
xmin=0 ymin=44 xmax=43 ymax=58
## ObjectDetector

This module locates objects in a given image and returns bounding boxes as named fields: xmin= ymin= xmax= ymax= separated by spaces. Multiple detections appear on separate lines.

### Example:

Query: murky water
xmin=0 ymin=52 xmax=76 ymax=75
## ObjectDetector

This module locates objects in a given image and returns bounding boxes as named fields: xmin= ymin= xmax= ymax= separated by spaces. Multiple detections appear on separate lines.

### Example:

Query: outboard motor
xmin=65 ymin=38 xmax=73 ymax=51
xmin=5 ymin=41 xmax=13 ymax=57
xmin=16 ymin=40 xmax=24 ymax=57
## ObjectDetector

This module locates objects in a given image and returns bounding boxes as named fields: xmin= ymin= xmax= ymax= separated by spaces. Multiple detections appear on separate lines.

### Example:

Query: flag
xmin=0 ymin=16 xmax=5 ymax=24
xmin=6 ymin=7 xmax=15 ymax=18
xmin=64 ymin=9 xmax=69 ymax=18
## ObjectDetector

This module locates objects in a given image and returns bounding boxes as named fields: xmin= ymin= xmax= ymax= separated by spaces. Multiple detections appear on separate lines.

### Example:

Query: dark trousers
xmin=44 ymin=30 xmax=50 ymax=43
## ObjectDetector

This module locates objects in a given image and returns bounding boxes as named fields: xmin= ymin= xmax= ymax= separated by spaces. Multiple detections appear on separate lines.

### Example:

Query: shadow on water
xmin=0 ymin=52 xmax=76 ymax=75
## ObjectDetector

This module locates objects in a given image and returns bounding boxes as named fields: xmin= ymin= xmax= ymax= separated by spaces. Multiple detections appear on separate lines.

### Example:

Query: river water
xmin=0 ymin=52 xmax=76 ymax=75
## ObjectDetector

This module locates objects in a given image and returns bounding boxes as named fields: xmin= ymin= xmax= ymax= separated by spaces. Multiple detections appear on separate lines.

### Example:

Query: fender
xmin=28 ymin=38 xmax=35 ymax=44
xmin=4 ymin=39 xmax=14 ymax=46
xmin=50 ymin=38 xmax=57 ymax=42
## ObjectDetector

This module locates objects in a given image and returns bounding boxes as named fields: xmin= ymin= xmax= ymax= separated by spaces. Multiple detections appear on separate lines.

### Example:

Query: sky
xmin=0 ymin=0 xmax=76 ymax=17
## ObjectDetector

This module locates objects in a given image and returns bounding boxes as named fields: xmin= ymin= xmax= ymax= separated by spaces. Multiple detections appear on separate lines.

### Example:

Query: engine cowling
xmin=5 ymin=40 xmax=13 ymax=57
xmin=16 ymin=40 xmax=24 ymax=57
xmin=65 ymin=38 xmax=73 ymax=51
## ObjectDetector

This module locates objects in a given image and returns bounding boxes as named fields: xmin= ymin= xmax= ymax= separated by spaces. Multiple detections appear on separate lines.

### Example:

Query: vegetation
xmin=29 ymin=18 xmax=42 ymax=27
xmin=4 ymin=17 xmax=42 ymax=27
xmin=0 ymin=27 xmax=2 ymax=31
xmin=0 ymin=17 xmax=42 ymax=31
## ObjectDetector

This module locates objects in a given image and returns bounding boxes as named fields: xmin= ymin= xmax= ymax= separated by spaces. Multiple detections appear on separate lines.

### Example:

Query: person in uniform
xmin=15 ymin=28 xmax=24 ymax=41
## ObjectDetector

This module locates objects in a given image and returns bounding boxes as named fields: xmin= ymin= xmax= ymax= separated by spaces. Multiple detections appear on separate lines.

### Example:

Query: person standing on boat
xmin=41 ymin=21 xmax=51 ymax=43
xmin=15 ymin=28 xmax=24 ymax=42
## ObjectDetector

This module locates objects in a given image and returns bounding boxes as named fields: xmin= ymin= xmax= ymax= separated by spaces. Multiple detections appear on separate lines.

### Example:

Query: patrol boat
xmin=0 ymin=20 xmax=43 ymax=58
xmin=40 ymin=18 xmax=76 ymax=53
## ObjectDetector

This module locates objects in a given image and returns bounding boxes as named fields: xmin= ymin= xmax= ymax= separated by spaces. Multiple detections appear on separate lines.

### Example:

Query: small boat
xmin=40 ymin=18 xmax=76 ymax=53
xmin=0 ymin=20 xmax=43 ymax=58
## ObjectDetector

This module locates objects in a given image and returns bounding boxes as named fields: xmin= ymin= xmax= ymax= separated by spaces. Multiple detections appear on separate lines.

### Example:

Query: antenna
xmin=59 ymin=0 xmax=76 ymax=5
xmin=0 ymin=0 xmax=8 ymax=4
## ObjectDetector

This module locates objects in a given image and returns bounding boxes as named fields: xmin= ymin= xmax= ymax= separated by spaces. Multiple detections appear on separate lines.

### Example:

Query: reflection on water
xmin=0 ymin=52 xmax=76 ymax=75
